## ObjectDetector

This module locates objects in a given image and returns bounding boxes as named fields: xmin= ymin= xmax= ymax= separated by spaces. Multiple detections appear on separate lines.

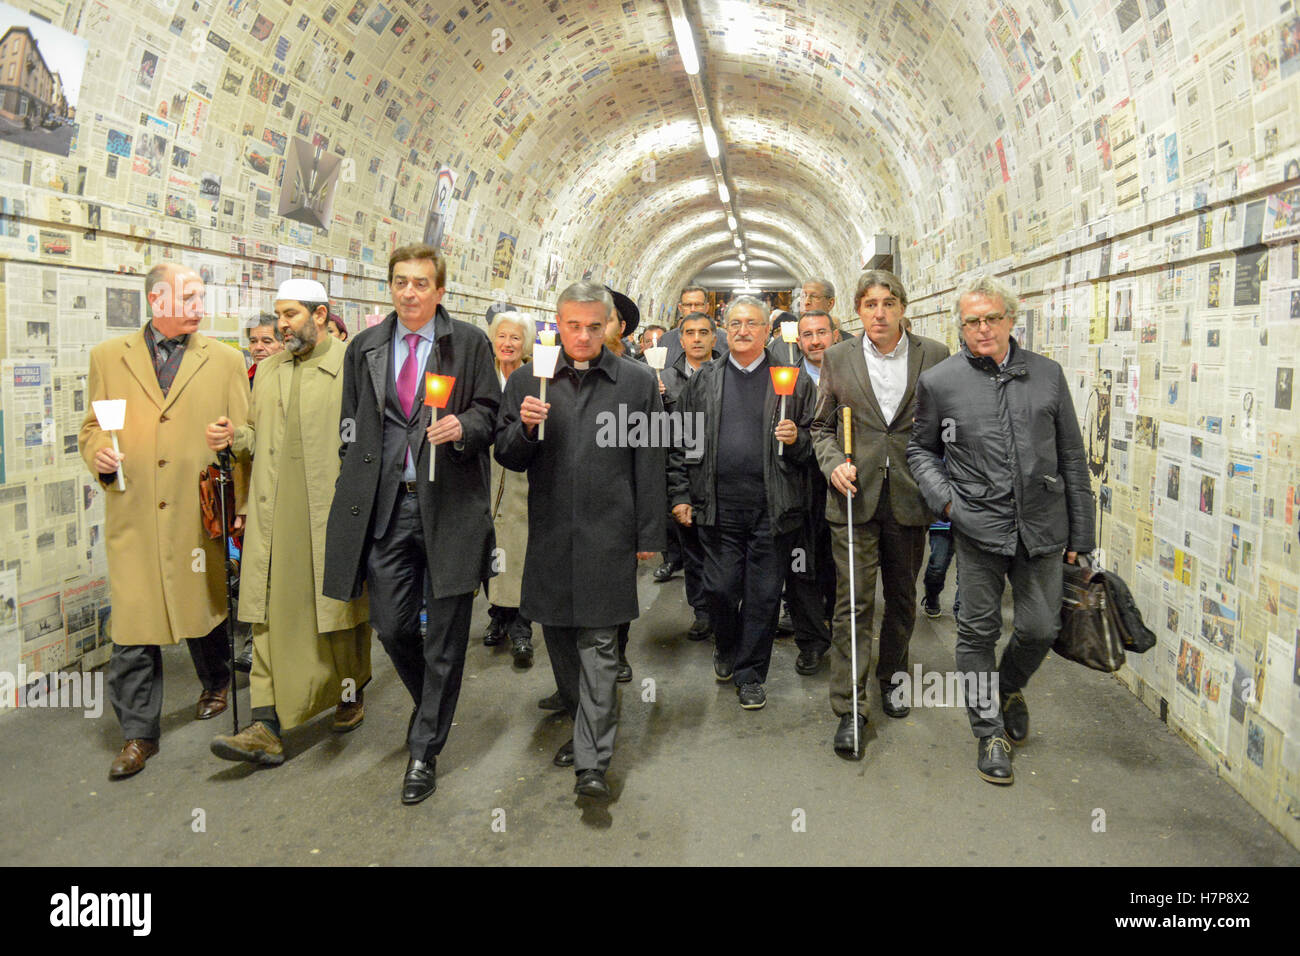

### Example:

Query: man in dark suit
xmin=323 ymin=243 xmax=500 ymax=805
xmin=811 ymin=269 xmax=949 ymax=758
xmin=496 ymin=281 xmax=666 ymax=800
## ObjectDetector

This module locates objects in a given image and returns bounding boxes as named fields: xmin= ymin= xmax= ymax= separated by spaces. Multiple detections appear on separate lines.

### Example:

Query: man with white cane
xmin=811 ymin=270 xmax=948 ymax=759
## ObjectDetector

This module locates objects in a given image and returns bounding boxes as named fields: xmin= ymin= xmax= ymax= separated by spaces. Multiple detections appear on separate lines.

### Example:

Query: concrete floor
xmin=2 ymin=567 xmax=1296 ymax=866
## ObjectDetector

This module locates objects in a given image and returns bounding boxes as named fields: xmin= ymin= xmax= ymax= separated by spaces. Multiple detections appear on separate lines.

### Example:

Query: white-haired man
xmin=907 ymin=274 xmax=1094 ymax=785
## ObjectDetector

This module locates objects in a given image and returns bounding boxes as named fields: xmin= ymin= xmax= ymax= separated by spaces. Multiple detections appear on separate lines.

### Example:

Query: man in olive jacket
xmin=322 ymin=244 xmax=500 ymax=805
xmin=907 ymin=273 xmax=1094 ymax=786
xmin=495 ymin=281 xmax=666 ymax=801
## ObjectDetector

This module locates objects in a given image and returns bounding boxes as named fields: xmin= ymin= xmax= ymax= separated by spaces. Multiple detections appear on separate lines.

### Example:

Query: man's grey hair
xmin=951 ymin=273 xmax=1019 ymax=324
xmin=679 ymin=310 xmax=716 ymax=331
xmin=245 ymin=313 xmax=277 ymax=333
xmin=678 ymin=285 xmax=708 ymax=303
xmin=488 ymin=310 xmax=537 ymax=361
xmin=723 ymin=294 xmax=770 ymax=325
xmin=144 ymin=263 xmax=173 ymax=295
xmin=854 ymin=269 xmax=908 ymax=310
xmin=556 ymin=281 xmax=615 ymax=321
xmin=802 ymin=277 xmax=835 ymax=299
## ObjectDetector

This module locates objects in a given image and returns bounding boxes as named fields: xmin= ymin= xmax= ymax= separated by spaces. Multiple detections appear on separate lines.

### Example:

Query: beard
xmin=283 ymin=320 xmax=318 ymax=356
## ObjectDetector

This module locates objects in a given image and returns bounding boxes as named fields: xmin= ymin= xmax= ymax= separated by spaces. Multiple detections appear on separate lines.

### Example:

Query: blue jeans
xmin=923 ymin=527 xmax=959 ymax=611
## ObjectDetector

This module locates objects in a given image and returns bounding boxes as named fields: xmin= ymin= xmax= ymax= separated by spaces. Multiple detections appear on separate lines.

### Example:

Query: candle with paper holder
xmin=769 ymin=365 xmax=800 ymax=457
xmin=531 ymin=344 xmax=561 ymax=440
xmin=91 ymin=399 xmax=128 ymax=491
xmin=423 ymin=372 xmax=456 ymax=481
xmin=780 ymin=320 xmax=799 ymax=365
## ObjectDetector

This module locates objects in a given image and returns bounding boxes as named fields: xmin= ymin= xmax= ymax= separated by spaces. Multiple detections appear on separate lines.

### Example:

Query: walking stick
xmin=215 ymin=447 xmax=240 ymax=734
xmin=842 ymin=406 xmax=859 ymax=757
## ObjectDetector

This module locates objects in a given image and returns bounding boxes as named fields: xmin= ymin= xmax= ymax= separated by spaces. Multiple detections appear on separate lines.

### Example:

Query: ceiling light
xmin=702 ymin=125 xmax=719 ymax=158
xmin=727 ymin=214 xmax=737 ymax=230
xmin=733 ymin=237 xmax=741 ymax=248
xmin=672 ymin=15 xmax=699 ymax=75
xmin=717 ymin=182 xmax=730 ymax=203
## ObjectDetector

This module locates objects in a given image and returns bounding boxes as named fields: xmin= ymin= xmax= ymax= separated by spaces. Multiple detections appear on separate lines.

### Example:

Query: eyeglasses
xmin=726 ymin=319 xmax=767 ymax=332
xmin=961 ymin=314 xmax=1007 ymax=329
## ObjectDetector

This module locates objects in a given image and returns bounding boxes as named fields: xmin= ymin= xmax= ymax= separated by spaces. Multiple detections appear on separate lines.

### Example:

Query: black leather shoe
xmin=977 ymin=735 xmax=1014 ymax=785
xmin=1001 ymin=689 xmax=1029 ymax=744
xmin=483 ymin=619 xmax=505 ymax=647
xmin=880 ymin=679 xmax=911 ymax=718
xmin=687 ymin=613 xmax=711 ymax=641
xmin=713 ymin=650 xmax=733 ymax=682
xmin=574 ymin=768 xmax=611 ymax=799
xmin=776 ymin=608 xmax=794 ymax=634
xmin=616 ymin=656 xmax=632 ymax=683
xmin=511 ymin=635 xmax=534 ymax=668
xmin=401 ymin=756 xmax=437 ymax=804
xmin=553 ymin=739 xmax=575 ymax=767
xmin=833 ymin=713 xmax=867 ymax=759
xmin=652 ymin=561 xmax=681 ymax=583
xmin=737 ymin=682 xmax=766 ymax=709
xmin=234 ymin=639 xmax=253 ymax=673
xmin=538 ymin=691 xmax=566 ymax=711
xmin=795 ymin=647 xmax=824 ymax=675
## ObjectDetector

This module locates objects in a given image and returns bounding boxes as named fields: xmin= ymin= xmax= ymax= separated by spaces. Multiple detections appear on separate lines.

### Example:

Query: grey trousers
xmin=542 ymin=625 xmax=620 ymax=773
xmin=953 ymin=531 xmax=1064 ymax=738
xmin=107 ymin=621 xmax=232 ymax=740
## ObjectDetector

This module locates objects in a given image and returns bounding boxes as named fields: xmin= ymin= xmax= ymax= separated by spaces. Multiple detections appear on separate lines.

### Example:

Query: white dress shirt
xmin=862 ymin=332 xmax=909 ymax=424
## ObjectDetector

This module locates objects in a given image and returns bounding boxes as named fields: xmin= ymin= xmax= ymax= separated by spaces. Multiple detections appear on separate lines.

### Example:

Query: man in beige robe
xmin=78 ymin=262 xmax=250 ymax=779
xmin=207 ymin=279 xmax=371 ymax=765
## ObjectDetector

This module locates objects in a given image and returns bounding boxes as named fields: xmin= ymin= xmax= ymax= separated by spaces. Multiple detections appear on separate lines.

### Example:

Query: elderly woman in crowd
xmin=484 ymin=310 xmax=537 ymax=667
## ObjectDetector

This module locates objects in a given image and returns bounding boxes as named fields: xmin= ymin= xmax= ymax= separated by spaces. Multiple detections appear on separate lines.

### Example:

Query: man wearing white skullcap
xmin=205 ymin=278 xmax=372 ymax=765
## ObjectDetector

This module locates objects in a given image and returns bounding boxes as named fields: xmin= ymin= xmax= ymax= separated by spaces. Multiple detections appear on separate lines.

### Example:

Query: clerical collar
xmin=573 ymin=359 xmax=590 ymax=370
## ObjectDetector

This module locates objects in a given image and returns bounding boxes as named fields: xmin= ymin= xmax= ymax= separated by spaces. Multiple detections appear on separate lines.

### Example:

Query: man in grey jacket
xmin=907 ymin=274 xmax=1094 ymax=785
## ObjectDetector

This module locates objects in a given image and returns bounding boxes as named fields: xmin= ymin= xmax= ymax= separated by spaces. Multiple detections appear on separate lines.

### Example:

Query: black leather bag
xmin=1055 ymin=557 xmax=1126 ymax=673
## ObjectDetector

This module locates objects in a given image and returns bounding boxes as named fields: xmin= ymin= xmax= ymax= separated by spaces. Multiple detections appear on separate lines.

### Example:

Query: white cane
xmin=842 ymin=405 xmax=859 ymax=757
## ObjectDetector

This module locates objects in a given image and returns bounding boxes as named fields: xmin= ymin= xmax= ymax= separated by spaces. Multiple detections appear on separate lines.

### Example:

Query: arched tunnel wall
xmin=0 ymin=0 xmax=1296 ymax=847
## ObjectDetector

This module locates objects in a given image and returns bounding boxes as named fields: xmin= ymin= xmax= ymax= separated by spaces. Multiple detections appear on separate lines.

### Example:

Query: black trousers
xmin=679 ymin=520 xmax=709 ymax=616
xmin=367 ymin=490 xmax=473 ymax=761
xmin=107 ymin=620 xmax=231 ymax=740
xmin=699 ymin=507 xmax=793 ymax=686
xmin=786 ymin=520 xmax=835 ymax=655
xmin=662 ymin=520 xmax=683 ymax=567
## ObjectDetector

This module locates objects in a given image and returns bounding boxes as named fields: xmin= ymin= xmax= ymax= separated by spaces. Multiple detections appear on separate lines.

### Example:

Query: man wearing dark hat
xmin=496 ymin=281 xmax=666 ymax=800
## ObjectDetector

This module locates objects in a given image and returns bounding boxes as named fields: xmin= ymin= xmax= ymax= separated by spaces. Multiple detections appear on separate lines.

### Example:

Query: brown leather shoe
xmin=210 ymin=721 xmax=284 ymax=766
xmin=332 ymin=690 xmax=365 ymax=733
xmin=195 ymin=683 xmax=229 ymax=720
xmin=109 ymin=739 xmax=159 ymax=780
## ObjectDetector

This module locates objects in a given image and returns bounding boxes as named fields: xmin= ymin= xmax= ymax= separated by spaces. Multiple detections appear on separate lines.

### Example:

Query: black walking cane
xmin=215 ymin=446 xmax=240 ymax=734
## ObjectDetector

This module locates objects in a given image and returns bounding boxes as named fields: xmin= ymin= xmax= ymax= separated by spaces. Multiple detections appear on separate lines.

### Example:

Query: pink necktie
xmin=397 ymin=332 xmax=421 ymax=418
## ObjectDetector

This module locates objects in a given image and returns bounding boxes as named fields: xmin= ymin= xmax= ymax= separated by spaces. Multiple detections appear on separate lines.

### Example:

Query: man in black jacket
xmin=660 ymin=312 xmax=720 ymax=639
xmin=667 ymin=296 xmax=817 ymax=711
xmin=496 ymin=281 xmax=666 ymax=800
xmin=907 ymin=273 xmax=1094 ymax=786
xmin=322 ymin=243 xmax=500 ymax=805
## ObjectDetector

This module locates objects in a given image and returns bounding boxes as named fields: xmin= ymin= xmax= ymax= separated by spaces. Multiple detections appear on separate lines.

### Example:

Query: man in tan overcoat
xmin=78 ymin=262 xmax=250 ymax=779
xmin=206 ymin=279 xmax=371 ymax=766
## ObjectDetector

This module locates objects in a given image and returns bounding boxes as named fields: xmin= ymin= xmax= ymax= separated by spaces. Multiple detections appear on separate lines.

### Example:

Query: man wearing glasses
xmin=907 ymin=274 xmax=1093 ymax=785
xmin=810 ymin=270 xmax=949 ymax=758
xmin=668 ymin=296 xmax=816 ymax=711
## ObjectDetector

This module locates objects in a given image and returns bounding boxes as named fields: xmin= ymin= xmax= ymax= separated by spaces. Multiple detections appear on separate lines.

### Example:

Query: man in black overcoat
xmin=495 ymin=280 xmax=667 ymax=800
xmin=323 ymin=243 xmax=500 ymax=805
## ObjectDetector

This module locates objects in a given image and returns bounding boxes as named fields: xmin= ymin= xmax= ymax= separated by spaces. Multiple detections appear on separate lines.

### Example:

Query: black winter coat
xmin=907 ymin=339 xmax=1095 ymax=558
xmin=322 ymin=307 xmax=501 ymax=601
xmin=666 ymin=345 xmax=817 ymax=536
xmin=495 ymin=347 xmax=667 ymax=628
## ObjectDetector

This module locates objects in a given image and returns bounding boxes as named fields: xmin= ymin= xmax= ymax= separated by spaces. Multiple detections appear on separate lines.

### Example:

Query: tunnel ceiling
xmin=353 ymin=0 xmax=1184 ymax=316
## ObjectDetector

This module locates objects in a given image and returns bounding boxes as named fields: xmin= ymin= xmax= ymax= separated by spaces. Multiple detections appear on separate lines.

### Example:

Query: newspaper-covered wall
xmin=0 ymin=0 xmax=1295 ymax=846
